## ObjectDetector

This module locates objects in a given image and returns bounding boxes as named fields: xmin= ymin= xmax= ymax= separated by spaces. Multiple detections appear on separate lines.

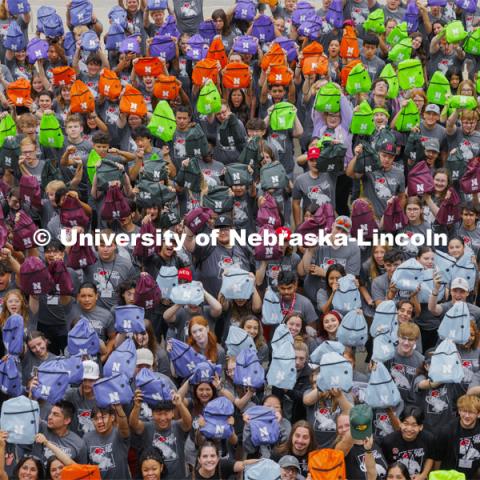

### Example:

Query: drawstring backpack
xmin=340 ymin=25 xmax=359 ymax=59
xmin=428 ymin=471 xmax=466 ymax=480
xmin=70 ymin=80 xmax=95 ymax=113
xmin=364 ymin=8 xmax=385 ymax=33
xmin=451 ymin=252 xmax=476 ymax=291
xmin=340 ymin=59 xmax=362 ymax=88
xmin=234 ymin=1 xmax=256 ymax=22
xmin=365 ymin=361 xmax=401 ymax=408
xmin=460 ymin=158 xmax=480 ymax=194
xmin=427 ymin=71 xmax=451 ymax=105
xmin=114 ymin=305 xmax=145 ymax=334
xmin=251 ymin=15 xmax=275 ymax=43
xmin=262 ymin=286 xmax=283 ymax=325
xmin=316 ymin=141 xmax=346 ymax=173
xmin=232 ymin=35 xmax=258 ymax=55
xmin=43 ymin=13 xmax=64 ymax=38
xmin=455 ymin=0 xmax=477 ymax=12
xmin=156 ymin=266 xmax=178 ymax=299
xmin=224 ymin=163 xmax=252 ymax=187
xmin=226 ymin=325 xmax=257 ymax=358
xmin=136 ymin=368 xmax=175 ymax=406
xmin=19 ymin=175 xmax=42 ymax=210
xmin=96 ymin=158 xmax=124 ymax=192
xmin=133 ymin=57 xmax=164 ymax=77
xmin=104 ymin=338 xmax=137 ymax=378
xmin=463 ymin=29 xmax=480 ymax=55
xmin=20 ymin=256 xmax=54 ymax=295
xmin=244 ymin=459 xmax=281 ymax=480
xmin=202 ymin=185 xmax=234 ymax=214
xmin=105 ymin=23 xmax=125 ymax=51
xmin=391 ymin=258 xmax=424 ymax=291
xmin=267 ymin=341 xmax=296 ymax=389
xmin=186 ymin=124 xmax=209 ymax=159
xmin=292 ymin=1 xmax=315 ymax=26
xmin=100 ymin=185 xmax=131 ymax=221
xmin=325 ymin=0 xmax=343 ymax=28
xmin=316 ymin=352 xmax=353 ymax=392
xmin=407 ymin=160 xmax=434 ymax=195
xmin=383 ymin=196 xmax=408 ymax=232
xmin=220 ymin=267 xmax=254 ymax=300
xmin=200 ymin=397 xmax=235 ymax=440
xmin=267 ymin=64 xmax=293 ymax=87
xmin=48 ymin=260 xmax=74 ymax=296
xmin=336 ymin=310 xmax=368 ymax=347
xmin=176 ymin=155 xmax=202 ymax=192
xmin=0 ymin=356 xmax=21 ymax=396
xmin=6 ymin=78 xmax=31 ymax=107
xmin=370 ymin=300 xmax=398 ymax=338
xmin=302 ymin=54 xmax=328 ymax=76
xmin=332 ymin=274 xmax=361 ymax=313
xmin=190 ymin=361 xmax=222 ymax=385
xmin=142 ymin=158 xmax=169 ymax=183
xmin=314 ymin=82 xmax=341 ymax=113
xmin=134 ymin=272 xmax=161 ymax=310
xmin=310 ymin=341 xmax=345 ymax=364
xmin=254 ymin=225 xmax=283 ymax=260
xmin=32 ymin=360 xmax=70 ymax=404
xmin=184 ymin=207 xmax=212 ymax=234
xmin=0 ymin=396 xmax=39 ymax=445
xmin=388 ymin=37 xmax=413 ymax=63
xmin=26 ymin=38 xmax=48 ymax=64
xmin=206 ymin=37 xmax=228 ymax=69
xmin=149 ymin=35 xmax=176 ymax=61
xmin=37 ymin=5 xmax=55 ymax=32
xmin=350 ymin=198 xmax=378 ymax=240
xmin=186 ymin=34 xmax=209 ymax=61
xmin=350 ymin=101 xmax=375 ymax=135
xmin=234 ymin=349 xmax=265 ymax=389
xmin=0 ymin=114 xmax=16 ymax=147
xmin=13 ymin=210 xmax=37 ymax=251
xmin=119 ymin=84 xmax=147 ymax=116
xmin=57 ymin=355 xmax=83 ymax=385
xmin=167 ymin=338 xmax=207 ymax=378
xmin=397 ymin=59 xmax=424 ymax=90
xmin=270 ymin=324 xmax=294 ymax=348
xmin=80 ymin=30 xmax=99 ymax=52
xmin=170 ymin=281 xmax=205 ymax=306
xmin=438 ymin=302 xmax=470 ymax=345
xmin=153 ymin=75 xmax=180 ymax=100
xmin=7 ymin=0 xmax=31 ymax=15
xmin=260 ymin=162 xmax=288 ymax=191
xmin=3 ymin=314 xmax=23 ymax=356
xmin=256 ymin=193 xmax=282 ymax=229
xmin=133 ymin=221 xmax=156 ymax=260
xmin=445 ymin=20 xmax=467 ymax=44
xmin=93 ymin=373 xmax=134 ymax=408
xmin=270 ymin=102 xmax=296 ymax=131
xmin=345 ymin=63 xmax=372 ymax=95
xmin=52 ymin=66 xmax=76 ymax=87
xmin=436 ymin=187 xmax=461 ymax=226
xmin=297 ymin=16 xmax=323 ymax=40
xmin=70 ymin=0 xmax=93 ymax=26
xmin=192 ymin=58 xmax=219 ymax=86
xmin=429 ymin=339 xmax=464 ymax=383
xmin=222 ymin=62 xmax=251 ymax=89
xmin=68 ymin=317 xmax=100 ymax=356
xmin=308 ymin=449 xmax=346 ymax=480
xmin=4 ymin=20 xmax=25 ymax=51
xmin=245 ymin=406 xmax=281 ymax=446
xmin=435 ymin=250 xmax=456 ymax=286
xmin=395 ymin=98 xmax=420 ymax=132
xmin=274 ymin=37 xmax=298 ymax=62
xmin=379 ymin=63 xmax=399 ymax=99
xmin=386 ymin=21 xmax=408 ymax=45
xmin=300 ymin=40 xmax=324 ymax=66
xmin=159 ymin=14 xmax=179 ymax=36
xmin=447 ymin=95 xmax=477 ymax=110
xmin=372 ymin=328 xmax=396 ymax=362
xmin=119 ymin=35 xmax=140 ymax=54
xmin=60 ymin=195 xmax=89 ymax=228
xmin=197 ymin=80 xmax=222 ymax=115
xmin=98 ymin=68 xmax=122 ymax=100
xmin=39 ymin=113 xmax=64 ymax=148
xmin=418 ymin=268 xmax=445 ymax=303
xmin=404 ymin=131 xmax=426 ymax=165
xmin=58 ymin=465 xmax=101 ymax=480
xmin=403 ymin=0 xmax=419 ymax=32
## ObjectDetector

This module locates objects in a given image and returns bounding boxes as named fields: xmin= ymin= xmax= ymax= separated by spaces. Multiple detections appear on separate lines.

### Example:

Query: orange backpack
xmin=133 ymin=57 xmax=165 ymax=77
xmin=302 ymin=55 xmax=329 ymax=76
xmin=222 ymin=62 xmax=251 ymax=89
xmin=340 ymin=59 xmax=362 ymax=87
xmin=267 ymin=64 xmax=292 ymax=86
xmin=98 ymin=68 xmax=122 ymax=100
xmin=6 ymin=78 xmax=31 ymax=106
xmin=206 ymin=37 xmax=228 ymax=69
xmin=119 ymin=84 xmax=148 ymax=116
xmin=70 ymin=80 xmax=95 ymax=113
xmin=340 ymin=25 xmax=360 ymax=59
xmin=308 ymin=449 xmax=346 ymax=480
xmin=153 ymin=75 xmax=181 ymax=100
xmin=192 ymin=58 xmax=219 ymax=87
xmin=260 ymin=43 xmax=287 ymax=70
xmin=52 ymin=66 xmax=76 ymax=86
xmin=300 ymin=41 xmax=324 ymax=69
xmin=60 ymin=464 xmax=101 ymax=480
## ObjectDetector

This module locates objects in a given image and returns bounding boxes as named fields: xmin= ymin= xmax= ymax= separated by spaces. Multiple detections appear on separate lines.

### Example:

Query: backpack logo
xmin=80 ymin=102 xmax=87 ymax=111
xmin=145 ymin=66 xmax=152 ymax=74
xmin=34 ymin=49 xmax=42 ymax=58
xmin=13 ymin=425 xmax=24 ymax=435
xmin=108 ymin=391 xmax=120 ymax=403
xmin=472 ymin=178 xmax=478 ymax=188
xmin=186 ymin=361 xmax=196 ymax=372
xmin=123 ymin=320 xmax=132 ymax=330
xmin=79 ymin=258 xmax=87 ymax=267
xmin=130 ymin=103 xmax=138 ymax=112
xmin=233 ymin=172 xmax=240 ymax=181
xmin=41 ymin=385 xmax=51 ymax=396
xmin=330 ymin=375 xmax=340 ymax=386
xmin=104 ymin=84 xmax=111 ymax=93
xmin=417 ymin=183 xmax=424 ymax=194
xmin=233 ymin=77 xmax=240 ymax=86
xmin=242 ymin=42 xmax=249 ymax=49
xmin=271 ymin=175 xmax=279 ymax=186
xmin=347 ymin=46 xmax=354 ymax=56
xmin=442 ymin=364 xmax=453 ymax=374
xmin=265 ymin=247 xmax=273 ymax=257
xmin=32 ymin=282 xmax=42 ymax=294
xmin=215 ymin=425 xmax=225 ymax=436
xmin=214 ymin=200 xmax=222 ymax=209
xmin=152 ymin=392 xmax=164 ymax=400
xmin=145 ymin=299 xmax=153 ymax=309
xmin=259 ymin=426 xmax=270 ymax=440
xmin=111 ymin=362 xmax=121 ymax=372
xmin=242 ymin=376 xmax=252 ymax=386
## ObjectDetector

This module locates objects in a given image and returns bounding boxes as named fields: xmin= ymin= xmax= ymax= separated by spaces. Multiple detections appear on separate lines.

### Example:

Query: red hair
xmin=187 ymin=316 xmax=219 ymax=362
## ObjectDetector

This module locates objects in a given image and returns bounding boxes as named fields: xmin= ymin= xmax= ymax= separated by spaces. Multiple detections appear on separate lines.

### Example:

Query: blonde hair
xmin=45 ymin=180 xmax=66 ymax=194
xmin=457 ymin=394 xmax=480 ymax=413
xmin=398 ymin=322 xmax=420 ymax=340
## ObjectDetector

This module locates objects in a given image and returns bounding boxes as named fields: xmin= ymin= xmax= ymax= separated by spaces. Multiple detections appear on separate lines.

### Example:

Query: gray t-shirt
xmin=420 ymin=122 xmax=448 ymax=152
xmin=292 ymin=172 xmax=337 ymax=213
xmin=280 ymin=292 xmax=317 ymax=325
xmin=173 ymin=0 xmax=204 ymax=34
xmin=69 ymin=304 xmax=115 ymax=342
xmin=455 ymin=224 xmax=480 ymax=256
xmin=387 ymin=350 xmax=424 ymax=407
xmin=360 ymin=54 xmax=385 ymax=81
xmin=64 ymin=387 xmax=97 ymax=437
xmin=447 ymin=129 xmax=480 ymax=161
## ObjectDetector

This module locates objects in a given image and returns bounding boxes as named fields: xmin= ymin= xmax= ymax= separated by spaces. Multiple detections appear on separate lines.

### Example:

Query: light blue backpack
xmin=244 ymin=459 xmax=281 ymax=480
xmin=365 ymin=361 xmax=401 ymax=408
xmin=310 ymin=341 xmax=345 ymax=364
xmin=372 ymin=329 xmax=396 ymax=362
xmin=267 ymin=342 xmax=296 ymax=389
xmin=220 ymin=267 xmax=254 ymax=300
xmin=434 ymin=250 xmax=455 ymax=285
xmin=0 ymin=395 xmax=39 ymax=444
xmin=332 ymin=274 xmax=361 ymax=313
xmin=418 ymin=269 xmax=445 ymax=304
xmin=391 ymin=258 xmax=424 ymax=291
xmin=438 ymin=301 xmax=470 ymax=345
xmin=429 ymin=338 xmax=464 ymax=384
xmin=262 ymin=286 xmax=283 ymax=325
xmin=225 ymin=326 xmax=257 ymax=358
xmin=156 ymin=265 xmax=178 ymax=299
xmin=336 ymin=310 xmax=368 ymax=347
xmin=316 ymin=351 xmax=353 ymax=392
xmin=451 ymin=251 xmax=476 ymax=292
xmin=271 ymin=324 xmax=294 ymax=349
xmin=370 ymin=300 xmax=398 ymax=341
xmin=170 ymin=281 xmax=204 ymax=306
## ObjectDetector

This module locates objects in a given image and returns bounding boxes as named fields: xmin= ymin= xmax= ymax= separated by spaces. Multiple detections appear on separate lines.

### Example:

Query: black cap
xmin=214 ymin=215 xmax=233 ymax=228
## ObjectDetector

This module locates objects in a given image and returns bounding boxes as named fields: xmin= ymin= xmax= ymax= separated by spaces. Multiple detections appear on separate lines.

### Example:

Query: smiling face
xmin=18 ymin=459 xmax=39 ymax=480
xmin=190 ymin=323 xmax=209 ymax=347
xmin=198 ymin=446 xmax=219 ymax=472
xmin=459 ymin=408 xmax=478 ymax=429
xmin=195 ymin=383 xmax=214 ymax=404
xmin=291 ymin=426 xmax=311 ymax=455
xmin=448 ymin=238 xmax=464 ymax=259
xmin=400 ymin=415 xmax=422 ymax=441
xmin=286 ymin=316 xmax=303 ymax=337
xmin=433 ymin=172 xmax=448 ymax=193
xmin=397 ymin=302 xmax=413 ymax=323
xmin=28 ymin=336 xmax=48 ymax=359
xmin=323 ymin=313 xmax=340 ymax=335
xmin=141 ymin=459 xmax=163 ymax=480
xmin=77 ymin=287 xmax=98 ymax=311
xmin=152 ymin=408 xmax=175 ymax=430
xmin=5 ymin=292 xmax=22 ymax=315
xmin=243 ymin=319 xmax=259 ymax=339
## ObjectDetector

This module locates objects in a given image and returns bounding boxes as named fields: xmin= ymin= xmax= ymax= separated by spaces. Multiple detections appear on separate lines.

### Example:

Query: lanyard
xmin=281 ymin=292 xmax=296 ymax=316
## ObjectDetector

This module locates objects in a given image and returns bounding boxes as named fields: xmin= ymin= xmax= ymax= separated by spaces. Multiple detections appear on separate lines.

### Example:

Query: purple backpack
xmin=70 ymin=0 xmax=93 ymax=26
xmin=460 ymin=158 xmax=480 ymax=194
xmin=48 ymin=260 xmax=74 ymax=296
xmin=7 ymin=0 xmax=30 ymax=15
xmin=93 ymin=373 xmax=134 ymax=408
xmin=403 ymin=0 xmax=419 ymax=32
xmin=292 ymin=1 xmax=315 ymax=26
xmin=427 ymin=0 xmax=447 ymax=4
xmin=251 ymin=15 xmax=275 ymax=43
xmin=326 ymin=0 xmax=344 ymax=29
xmin=158 ymin=15 xmax=180 ymax=38
xmin=383 ymin=196 xmax=408 ymax=232
xmin=232 ymin=35 xmax=258 ymax=55
xmin=2 ymin=314 xmax=23 ymax=356
xmin=234 ymin=1 xmax=256 ymax=22
xmin=119 ymin=35 xmax=140 ymax=54
xmin=133 ymin=221 xmax=156 ymax=259
xmin=36 ymin=6 xmax=56 ymax=33
xmin=60 ymin=195 xmax=90 ymax=228
xmin=26 ymin=38 xmax=48 ymax=64
xmin=43 ymin=13 xmax=64 ymax=38
xmin=200 ymin=397 xmax=235 ymax=440
xmin=63 ymin=32 xmax=75 ymax=57
xmin=19 ymin=175 xmax=42 ymax=210
xmin=254 ymin=225 xmax=283 ymax=261
xmin=68 ymin=317 xmax=100 ymax=356
xmin=437 ymin=187 xmax=461 ymax=226
xmin=58 ymin=355 xmax=84 ymax=385
xmin=184 ymin=207 xmax=212 ymax=234
xmin=114 ymin=305 xmax=145 ymax=333
xmin=233 ymin=349 xmax=265 ymax=389
xmin=274 ymin=37 xmax=298 ymax=62
xmin=408 ymin=161 xmax=435 ymax=196
xmin=101 ymin=185 xmax=131 ymax=221
xmin=168 ymin=339 xmax=207 ymax=378
xmin=105 ymin=23 xmax=126 ymax=51
xmin=20 ymin=256 xmax=54 ymax=296
xmin=256 ymin=193 xmax=281 ymax=229
xmin=32 ymin=360 xmax=70 ymax=404
xmin=455 ymin=0 xmax=477 ymax=12
xmin=67 ymin=242 xmax=97 ymax=269
xmin=104 ymin=338 xmax=137 ymax=378
xmin=298 ymin=16 xmax=323 ymax=39
xmin=198 ymin=20 xmax=217 ymax=42
xmin=190 ymin=361 xmax=222 ymax=385
xmin=245 ymin=406 xmax=281 ymax=446
xmin=108 ymin=5 xmax=128 ymax=29
xmin=13 ymin=209 xmax=38 ymax=251
xmin=136 ymin=368 xmax=175 ymax=406
xmin=186 ymin=34 xmax=209 ymax=60
xmin=0 ymin=356 xmax=21 ymax=397
xmin=134 ymin=272 xmax=161 ymax=310
xmin=150 ymin=34 xmax=176 ymax=61
xmin=80 ymin=30 xmax=99 ymax=52
xmin=351 ymin=199 xmax=378 ymax=240
xmin=4 ymin=21 xmax=25 ymax=51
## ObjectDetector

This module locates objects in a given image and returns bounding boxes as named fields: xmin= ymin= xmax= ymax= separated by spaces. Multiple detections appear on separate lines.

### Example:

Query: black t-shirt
xmin=194 ymin=460 xmax=235 ymax=480
xmin=344 ymin=443 xmax=388 ymax=480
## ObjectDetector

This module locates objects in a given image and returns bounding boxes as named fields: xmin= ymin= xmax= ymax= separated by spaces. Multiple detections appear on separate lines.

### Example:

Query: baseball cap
xmin=214 ymin=215 xmax=233 ymax=228
xmin=307 ymin=146 xmax=320 ymax=160
xmin=424 ymin=137 xmax=440 ymax=153
xmin=178 ymin=267 xmax=193 ymax=283
xmin=425 ymin=104 xmax=441 ymax=115
xmin=82 ymin=360 xmax=100 ymax=380
xmin=334 ymin=215 xmax=352 ymax=233
xmin=350 ymin=404 xmax=373 ymax=440
xmin=381 ymin=141 xmax=396 ymax=155
xmin=276 ymin=226 xmax=292 ymax=240
xmin=451 ymin=277 xmax=469 ymax=292
xmin=278 ymin=456 xmax=300 ymax=471
xmin=136 ymin=348 xmax=154 ymax=367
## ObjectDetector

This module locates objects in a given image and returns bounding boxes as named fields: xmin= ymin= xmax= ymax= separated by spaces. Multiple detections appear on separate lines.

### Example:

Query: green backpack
xmin=224 ymin=163 xmax=252 ymax=186
xmin=387 ymin=37 xmax=413 ymax=63
xmin=386 ymin=21 xmax=408 ymax=45
xmin=397 ymin=59 xmax=424 ymax=90
xmin=197 ymin=80 xmax=222 ymax=115
xmin=142 ymin=159 xmax=169 ymax=183
xmin=137 ymin=180 xmax=177 ymax=208
xmin=379 ymin=64 xmax=399 ymax=99
xmin=0 ymin=114 xmax=16 ymax=148
xmin=186 ymin=124 xmax=209 ymax=158
xmin=448 ymin=95 xmax=477 ymax=110
xmin=354 ymin=143 xmax=381 ymax=174
xmin=270 ymin=102 xmax=296 ymax=131
xmin=39 ymin=114 xmax=64 ymax=149
xmin=428 ymin=471 xmax=465 ymax=480
xmin=350 ymin=101 xmax=375 ymax=135
xmin=147 ymin=100 xmax=176 ymax=142
xmin=96 ymin=158 xmax=124 ymax=192
xmin=175 ymin=156 xmax=202 ymax=193
xmin=363 ymin=9 xmax=385 ymax=33
xmin=464 ymin=29 xmax=480 ymax=55
xmin=87 ymin=150 xmax=101 ymax=184
xmin=314 ymin=82 xmax=341 ymax=113
xmin=427 ymin=71 xmax=451 ymax=105
xmin=260 ymin=161 xmax=288 ymax=190
xmin=345 ymin=63 xmax=372 ymax=95
xmin=395 ymin=99 xmax=420 ymax=132
xmin=316 ymin=142 xmax=347 ymax=173
xmin=477 ymin=77 xmax=480 ymax=95
xmin=445 ymin=21 xmax=467 ymax=44
xmin=203 ymin=185 xmax=234 ymax=213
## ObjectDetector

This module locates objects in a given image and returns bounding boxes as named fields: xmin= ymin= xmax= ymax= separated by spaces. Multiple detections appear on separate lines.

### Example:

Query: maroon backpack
xmin=436 ymin=187 xmax=461 ymax=226
xmin=296 ymin=217 xmax=322 ymax=240
xmin=184 ymin=207 xmax=213 ymax=234
xmin=12 ymin=210 xmax=37 ymax=251
xmin=100 ymin=185 xmax=131 ymax=221
xmin=60 ymin=195 xmax=90 ymax=228
xmin=314 ymin=203 xmax=335 ymax=232
xmin=134 ymin=272 xmax=161 ymax=310
xmin=407 ymin=161 xmax=434 ymax=196
xmin=0 ymin=224 xmax=7 ymax=249
xmin=19 ymin=175 xmax=42 ymax=210
xmin=67 ymin=241 xmax=97 ymax=269
xmin=48 ymin=259 xmax=74 ymax=295
xmin=460 ymin=158 xmax=480 ymax=194
xmin=351 ymin=199 xmax=378 ymax=240
xmin=20 ymin=256 xmax=54 ymax=295
xmin=383 ymin=196 xmax=408 ymax=232
xmin=133 ymin=221 xmax=156 ymax=259
xmin=254 ymin=224 xmax=282 ymax=260
xmin=256 ymin=193 xmax=281 ymax=229
xmin=0 ymin=179 xmax=10 ymax=204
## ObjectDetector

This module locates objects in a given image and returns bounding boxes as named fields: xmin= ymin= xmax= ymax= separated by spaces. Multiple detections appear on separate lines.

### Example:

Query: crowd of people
xmin=0 ymin=0 xmax=478 ymax=478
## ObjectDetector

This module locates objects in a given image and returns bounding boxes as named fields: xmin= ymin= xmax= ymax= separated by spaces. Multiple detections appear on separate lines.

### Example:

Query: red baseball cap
xmin=307 ymin=147 xmax=320 ymax=160
xmin=178 ymin=268 xmax=192 ymax=282
xmin=276 ymin=226 xmax=292 ymax=240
